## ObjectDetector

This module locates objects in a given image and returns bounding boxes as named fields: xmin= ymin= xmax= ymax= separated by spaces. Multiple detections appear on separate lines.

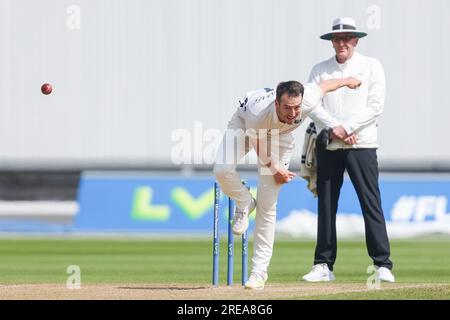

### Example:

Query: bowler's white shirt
xmin=237 ymin=83 xmax=323 ymax=135
xmin=308 ymin=51 xmax=386 ymax=149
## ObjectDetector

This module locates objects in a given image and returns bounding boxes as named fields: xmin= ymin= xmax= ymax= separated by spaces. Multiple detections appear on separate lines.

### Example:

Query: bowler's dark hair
xmin=276 ymin=81 xmax=304 ymax=102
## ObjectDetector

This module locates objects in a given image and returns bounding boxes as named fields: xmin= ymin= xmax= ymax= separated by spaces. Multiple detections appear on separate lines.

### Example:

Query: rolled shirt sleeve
xmin=301 ymin=83 xmax=324 ymax=113
xmin=305 ymin=68 xmax=341 ymax=128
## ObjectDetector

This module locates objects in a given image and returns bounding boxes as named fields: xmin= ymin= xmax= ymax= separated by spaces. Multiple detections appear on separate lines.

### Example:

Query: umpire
xmin=302 ymin=17 xmax=395 ymax=282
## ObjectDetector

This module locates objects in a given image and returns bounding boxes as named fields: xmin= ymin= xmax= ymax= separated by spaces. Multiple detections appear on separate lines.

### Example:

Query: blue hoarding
xmin=74 ymin=175 xmax=450 ymax=238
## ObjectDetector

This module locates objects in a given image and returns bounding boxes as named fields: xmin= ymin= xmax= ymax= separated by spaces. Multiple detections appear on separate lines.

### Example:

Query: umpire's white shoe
xmin=375 ymin=266 xmax=395 ymax=282
xmin=302 ymin=263 xmax=336 ymax=282
xmin=232 ymin=198 xmax=256 ymax=235
xmin=244 ymin=272 xmax=268 ymax=290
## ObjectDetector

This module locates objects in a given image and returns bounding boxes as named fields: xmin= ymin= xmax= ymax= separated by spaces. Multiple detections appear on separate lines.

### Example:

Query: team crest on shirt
xmin=238 ymin=97 xmax=249 ymax=111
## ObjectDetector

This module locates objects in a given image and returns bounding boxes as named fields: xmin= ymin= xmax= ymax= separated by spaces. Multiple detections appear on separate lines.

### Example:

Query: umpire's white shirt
xmin=308 ymin=52 xmax=386 ymax=149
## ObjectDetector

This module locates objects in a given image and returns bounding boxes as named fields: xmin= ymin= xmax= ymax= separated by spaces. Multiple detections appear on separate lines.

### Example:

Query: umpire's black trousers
xmin=314 ymin=148 xmax=393 ymax=271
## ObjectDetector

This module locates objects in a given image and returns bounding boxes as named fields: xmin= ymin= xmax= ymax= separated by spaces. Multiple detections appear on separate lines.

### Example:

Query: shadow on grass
xmin=118 ymin=286 xmax=208 ymax=291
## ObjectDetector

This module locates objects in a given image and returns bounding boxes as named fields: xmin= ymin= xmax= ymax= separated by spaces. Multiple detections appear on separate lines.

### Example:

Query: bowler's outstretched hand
xmin=346 ymin=77 xmax=362 ymax=89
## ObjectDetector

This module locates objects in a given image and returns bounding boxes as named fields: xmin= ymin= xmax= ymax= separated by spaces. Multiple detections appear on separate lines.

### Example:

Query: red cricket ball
xmin=41 ymin=83 xmax=53 ymax=95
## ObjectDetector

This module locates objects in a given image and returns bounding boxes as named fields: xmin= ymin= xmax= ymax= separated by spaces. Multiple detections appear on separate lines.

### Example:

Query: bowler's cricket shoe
xmin=244 ymin=272 xmax=268 ymax=290
xmin=302 ymin=263 xmax=336 ymax=282
xmin=231 ymin=198 xmax=256 ymax=236
xmin=375 ymin=266 xmax=395 ymax=282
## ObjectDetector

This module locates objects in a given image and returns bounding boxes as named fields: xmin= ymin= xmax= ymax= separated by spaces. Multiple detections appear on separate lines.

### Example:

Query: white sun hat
xmin=320 ymin=17 xmax=368 ymax=40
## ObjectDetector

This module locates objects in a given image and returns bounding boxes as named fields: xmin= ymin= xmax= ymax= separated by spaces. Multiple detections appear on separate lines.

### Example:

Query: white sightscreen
xmin=0 ymin=0 xmax=448 ymax=169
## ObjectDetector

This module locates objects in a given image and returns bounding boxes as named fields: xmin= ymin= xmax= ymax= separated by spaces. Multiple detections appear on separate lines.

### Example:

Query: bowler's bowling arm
xmin=251 ymin=135 xmax=281 ymax=173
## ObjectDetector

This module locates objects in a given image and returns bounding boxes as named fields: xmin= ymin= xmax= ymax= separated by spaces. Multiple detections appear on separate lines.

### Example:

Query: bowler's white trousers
xmin=213 ymin=111 xmax=294 ymax=275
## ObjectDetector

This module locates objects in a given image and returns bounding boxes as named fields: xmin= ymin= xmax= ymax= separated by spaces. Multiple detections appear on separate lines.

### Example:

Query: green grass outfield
xmin=0 ymin=237 xmax=449 ymax=299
